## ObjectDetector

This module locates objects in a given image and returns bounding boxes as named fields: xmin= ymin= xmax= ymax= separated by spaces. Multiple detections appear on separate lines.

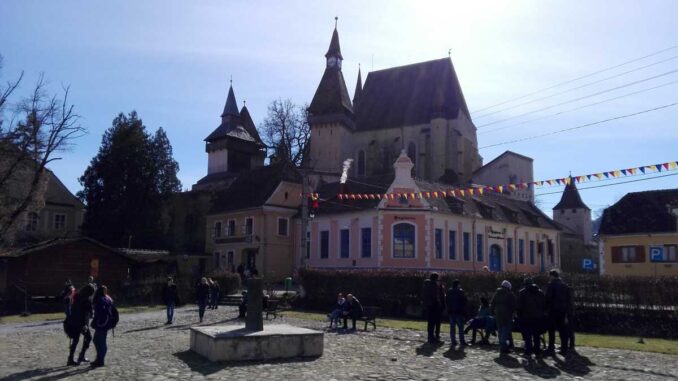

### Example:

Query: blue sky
xmin=1 ymin=0 xmax=677 ymax=218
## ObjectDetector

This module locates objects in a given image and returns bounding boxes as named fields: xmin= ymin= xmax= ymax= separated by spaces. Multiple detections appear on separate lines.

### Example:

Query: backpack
xmin=110 ymin=304 xmax=119 ymax=330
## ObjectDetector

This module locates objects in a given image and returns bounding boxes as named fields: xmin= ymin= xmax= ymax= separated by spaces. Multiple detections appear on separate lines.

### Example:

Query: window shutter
xmin=611 ymin=246 xmax=622 ymax=263
xmin=636 ymin=246 xmax=646 ymax=262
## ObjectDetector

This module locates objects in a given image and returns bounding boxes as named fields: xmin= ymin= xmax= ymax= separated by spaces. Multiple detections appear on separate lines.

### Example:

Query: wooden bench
xmin=356 ymin=306 xmax=380 ymax=331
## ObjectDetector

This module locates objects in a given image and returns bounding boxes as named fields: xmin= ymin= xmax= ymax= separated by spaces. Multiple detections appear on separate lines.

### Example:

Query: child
xmin=327 ymin=293 xmax=346 ymax=328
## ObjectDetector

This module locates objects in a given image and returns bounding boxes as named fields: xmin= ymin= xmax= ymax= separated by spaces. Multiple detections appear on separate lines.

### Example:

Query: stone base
xmin=190 ymin=324 xmax=323 ymax=362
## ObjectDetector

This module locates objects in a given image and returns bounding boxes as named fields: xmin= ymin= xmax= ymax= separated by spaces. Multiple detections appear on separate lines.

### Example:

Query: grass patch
xmin=284 ymin=310 xmax=678 ymax=356
xmin=0 ymin=305 xmax=165 ymax=325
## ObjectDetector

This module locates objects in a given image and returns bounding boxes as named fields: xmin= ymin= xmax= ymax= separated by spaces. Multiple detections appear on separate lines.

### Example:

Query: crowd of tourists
xmin=421 ymin=269 xmax=574 ymax=357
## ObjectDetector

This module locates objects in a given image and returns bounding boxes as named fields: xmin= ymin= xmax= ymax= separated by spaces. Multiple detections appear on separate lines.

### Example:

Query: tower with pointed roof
xmin=307 ymin=20 xmax=356 ymax=180
xmin=553 ymin=177 xmax=592 ymax=243
xmin=194 ymin=84 xmax=266 ymax=190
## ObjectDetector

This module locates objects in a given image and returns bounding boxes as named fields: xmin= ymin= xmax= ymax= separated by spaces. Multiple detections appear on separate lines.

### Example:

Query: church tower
xmin=307 ymin=20 xmax=355 ymax=178
xmin=553 ymin=177 xmax=592 ymax=243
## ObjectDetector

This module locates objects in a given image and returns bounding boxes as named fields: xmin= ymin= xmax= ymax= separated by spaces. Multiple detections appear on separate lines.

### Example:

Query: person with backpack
xmin=491 ymin=280 xmax=516 ymax=355
xmin=196 ymin=277 xmax=210 ymax=323
xmin=91 ymin=285 xmax=117 ymax=368
xmin=517 ymin=277 xmax=546 ymax=357
xmin=162 ymin=277 xmax=178 ymax=324
xmin=64 ymin=284 xmax=95 ymax=366
xmin=545 ymin=269 xmax=574 ymax=355
xmin=446 ymin=279 xmax=467 ymax=347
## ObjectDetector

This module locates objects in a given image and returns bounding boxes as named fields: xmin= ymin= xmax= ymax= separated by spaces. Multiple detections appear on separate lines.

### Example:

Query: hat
xmin=501 ymin=280 xmax=512 ymax=289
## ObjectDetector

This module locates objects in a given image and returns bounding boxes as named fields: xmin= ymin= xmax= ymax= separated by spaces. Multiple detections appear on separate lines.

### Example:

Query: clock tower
xmin=308 ymin=19 xmax=354 ymax=180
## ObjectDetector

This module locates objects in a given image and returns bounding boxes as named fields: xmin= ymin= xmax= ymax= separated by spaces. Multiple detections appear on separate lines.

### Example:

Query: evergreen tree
xmin=78 ymin=111 xmax=181 ymax=248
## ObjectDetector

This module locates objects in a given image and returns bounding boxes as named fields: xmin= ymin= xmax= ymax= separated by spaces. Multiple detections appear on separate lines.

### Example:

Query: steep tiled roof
xmin=308 ymin=68 xmax=354 ymax=116
xmin=209 ymin=161 xmax=302 ymax=214
xmin=354 ymin=58 xmax=471 ymax=131
xmin=239 ymin=105 xmax=264 ymax=145
xmin=553 ymin=178 xmax=589 ymax=210
xmin=599 ymin=189 xmax=678 ymax=235
xmin=325 ymin=28 xmax=343 ymax=59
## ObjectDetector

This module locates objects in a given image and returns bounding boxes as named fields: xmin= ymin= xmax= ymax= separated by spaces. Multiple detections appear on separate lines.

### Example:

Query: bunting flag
xmin=333 ymin=160 xmax=678 ymax=201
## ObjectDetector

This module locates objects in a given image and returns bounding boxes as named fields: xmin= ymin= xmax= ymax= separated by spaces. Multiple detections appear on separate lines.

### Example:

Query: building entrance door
xmin=246 ymin=249 xmax=257 ymax=269
xmin=489 ymin=244 xmax=502 ymax=272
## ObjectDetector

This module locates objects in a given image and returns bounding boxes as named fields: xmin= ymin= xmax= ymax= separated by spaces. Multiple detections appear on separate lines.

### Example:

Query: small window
xmin=612 ymin=246 xmax=645 ymax=263
xmin=448 ymin=230 xmax=456 ymax=260
xmin=476 ymin=234 xmax=484 ymax=262
xmin=393 ymin=223 xmax=415 ymax=258
xmin=435 ymin=229 xmax=443 ymax=259
xmin=529 ymin=240 xmax=535 ymax=265
xmin=518 ymin=239 xmax=525 ymax=264
xmin=227 ymin=220 xmax=236 ymax=236
xmin=227 ymin=251 xmax=234 ymax=265
xmin=463 ymin=232 xmax=470 ymax=261
xmin=54 ymin=214 xmax=66 ymax=230
xmin=277 ymin=218 xmax=289 ymax=236
xmin=361 ymin=228 xmax=372 ymax=258
xmin=340 ymin=229 xmax=350 ymax=258
xmin=507 ymin=238 xmax=514 ymax=264
xmin=320 ymin=231 xmax=329 ymax=258
xmin=26 ymin=212 xmax=39 ymax=232
xmin=665 ymin=245 xmax=677 ymax=262
xmin=245 ymin=218 xmax=253 ymax=235
xmin=214 ymin=221 xmax=222 ymax=238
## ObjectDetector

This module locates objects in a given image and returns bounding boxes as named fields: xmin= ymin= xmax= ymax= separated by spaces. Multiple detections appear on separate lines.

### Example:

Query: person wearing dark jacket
xmin=91 ymin=285 xmax=114 ymax=367
xmin=59 ymin=280 xmax=75 ymax=318
xmin=341 ymin=294 xmax=363 ymax=330
xmin=162 ymin=277 xmax=178 ymax=324
xmin=210 ymin=278 xmax=220 ymax=310
xmin=64 ymin=284 xmax=95 ymax=366
xmin=196 ymin=277 xmax=210 ymax=323
xmin=446 ymin=280 xmax=467 ymax=346
xmin=517 ymin=278 xmax=546 ymax=356
xmin=491 ymin=280 xmax=516 ymax=354
xmin=422 ymin=273 xmax=445 ymax=343
xmin=545 ymin=269 xmax=573 ymax=355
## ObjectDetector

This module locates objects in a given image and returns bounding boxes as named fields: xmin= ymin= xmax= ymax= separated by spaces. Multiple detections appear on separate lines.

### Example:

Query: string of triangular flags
xmin=335 ymin=160 xmax=678 ymax=201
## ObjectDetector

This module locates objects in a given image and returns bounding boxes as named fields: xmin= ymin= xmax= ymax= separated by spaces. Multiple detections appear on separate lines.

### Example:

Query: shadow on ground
xmin=172 ymin=350 xmax=320 ymax=375
xmin=415 ymin=341 xmax=444 ymax=357
xmin=552 ymin=351 xmax=593 ymax=377
xmin=524 ymin=358 xmax=562 ymax=379
xmin=443 ymin=346 xmax=466 ymax=361
xmin=0 ymin=365 xmax=91 ymax=381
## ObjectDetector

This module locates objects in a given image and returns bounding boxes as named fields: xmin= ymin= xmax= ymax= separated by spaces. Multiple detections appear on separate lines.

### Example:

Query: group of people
xmin=422 ymin=269 xmax=574 ymax=357
xmin=236 ymin=263 xmax=259 ymax=282
xmin=327 ymin=292 xmax=364 ymax=331
xmin=194 ymin=277 xmax=221 ymax=322
xmin=61 ymin=276 xmax=117 ymax=368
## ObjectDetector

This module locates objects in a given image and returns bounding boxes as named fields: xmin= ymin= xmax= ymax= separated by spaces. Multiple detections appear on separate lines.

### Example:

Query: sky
xmin=1 ymin=0 xmax=677 ymax=218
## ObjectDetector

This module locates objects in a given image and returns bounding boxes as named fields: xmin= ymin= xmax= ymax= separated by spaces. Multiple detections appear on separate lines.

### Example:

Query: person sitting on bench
xmin=465 ymin=297 xmax=494 ymax=344
xmin=341 ymin=294 xmax=363 ymax=331
xmin=327 ymin=292 xmax=345 ymax=328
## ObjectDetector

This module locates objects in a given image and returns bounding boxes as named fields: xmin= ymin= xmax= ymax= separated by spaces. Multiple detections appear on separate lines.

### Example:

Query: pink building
xmin=304 ymin=151 xmax=561 ymax=273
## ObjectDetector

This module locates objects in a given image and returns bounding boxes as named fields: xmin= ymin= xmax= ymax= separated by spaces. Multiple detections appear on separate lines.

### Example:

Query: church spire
xmin=353 ymin=65 xmax=362 ymax=109
xmin=220 ymin=84 xmax=240 ymax=118
xmin=553 ymin=176 xmax=590 ymax=210
xmin=326 ymin=17 xmax=343 ymax=60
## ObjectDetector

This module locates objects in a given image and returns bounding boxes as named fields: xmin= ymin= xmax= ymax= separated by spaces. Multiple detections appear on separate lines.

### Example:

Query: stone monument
xmin=190 ymin=277 xmax=323 ymax=362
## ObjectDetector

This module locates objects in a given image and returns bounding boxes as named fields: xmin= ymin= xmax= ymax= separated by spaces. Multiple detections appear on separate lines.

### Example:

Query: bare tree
xmin=0 ymin=61 xmax=85 ymax=247
xmin=260 ymin=99 xmax=310 ymax=167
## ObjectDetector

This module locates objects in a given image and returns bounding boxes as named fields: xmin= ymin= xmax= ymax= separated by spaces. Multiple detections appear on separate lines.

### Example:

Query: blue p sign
xmin=650 ymin=246 xmax=664 ymax=262
xmin=582 ymin=258 xmax=594 ymax=270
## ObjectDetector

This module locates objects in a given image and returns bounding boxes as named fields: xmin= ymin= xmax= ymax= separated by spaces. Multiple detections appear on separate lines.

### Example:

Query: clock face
xmin=327 ymin=57 xmax=337 ymax=67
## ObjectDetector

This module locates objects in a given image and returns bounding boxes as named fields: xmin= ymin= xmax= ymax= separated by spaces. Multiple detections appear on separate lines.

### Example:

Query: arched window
xmin=393 ymin=223 xmax=416 ymax=258
xmin=407 ymin=142 xmax=417 ymax=164
xmin=26 ymin=212 xmax=39 ymax=232
xmin=214 ymin=221 xmax=222 ymax=238
xmin=357 ymin=150 xmax=366 ymax=176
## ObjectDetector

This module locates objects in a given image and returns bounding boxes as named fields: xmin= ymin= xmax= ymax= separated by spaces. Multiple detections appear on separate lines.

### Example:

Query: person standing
xmin=341 ymin=294 xmax=363 ymax=331
xmin=517 ymin=277 xmax=546 ymax=357
xmin=59 ymin=280 xmax=75 ymax=318
xmin=162 ymin=277 xmax=178 ymax=324
xmin=491 ymin=280 xmax=516 ymax=354
xmin=196 ymin=277 xmax=210 ymax=323
xmin=210 ymin=278 xmax=221 ymax=310
xmin=91 ymin=285 xmax=115 ymax=368
xmin=446 ymin=280 xmax=467 ymax=346
xmin=545 ymin=269 xmax=573 ymax=355
xmin=421 ymin=273 xmax=445 ymax=344
xmin=64 ymin=284 xmax=95 ymax=366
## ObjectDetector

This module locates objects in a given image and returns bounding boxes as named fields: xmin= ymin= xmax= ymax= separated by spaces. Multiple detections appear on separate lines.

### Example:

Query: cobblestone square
xmin=0 ymin=306 xmax=676 ymax=381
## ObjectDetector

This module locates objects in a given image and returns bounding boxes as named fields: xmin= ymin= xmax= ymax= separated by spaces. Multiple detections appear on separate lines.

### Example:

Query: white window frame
xmin=213 ymin=220 xmax=223 ymax=238
xmin=339 ymin=228 xmax=350 ymax=259
xmin=227 ymin=219 xmax=236 ymax=237
xmin=54 ymin=213 xmax=66 ymax=231
xmin=277 ymin=217 xmax=289 ymax=237
xmin=392 ymin=221 xmax=417 ymax=259
xmin=244 ymin=217 xmax=254 ymax=235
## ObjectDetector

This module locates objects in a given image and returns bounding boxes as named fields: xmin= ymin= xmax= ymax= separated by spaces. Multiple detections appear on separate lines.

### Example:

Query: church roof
xmin=308 ymin=28 xmax=354 ymax=117
xmin=354 ymin=58 xmax=471 ymax=131
xmin=599 ymin=188 xmax=678 ymax=235
xmin=325 ymin=28 xmax=343 ymax=59
xmin=239 ymin=105 xmax=264 ymax=144
xmin=353 ymin=67 xmax=363 ymax=109
xmin=206 ymin=85 xmax=263 ymax=145
xmin=221 ymin=85 xmax=240 ymax=118
xmin=553 ymin=178 xmax=589 ymax=210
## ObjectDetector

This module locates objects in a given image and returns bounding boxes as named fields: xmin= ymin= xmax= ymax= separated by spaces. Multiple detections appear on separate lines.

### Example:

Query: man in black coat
xmin=341 ymin=294 xmax=363 ymax=331
xmin=545 ymin=269 xmax=573 ymax=355
xmin=64 ymin=284 xmax=95 ymax=366
xmin=446 ymin=280 xmax=467 ymax=346
xmin=422 ymin=273 xmax=445 ymax=343
xmin=517 ymin=277 xmax=546 ymax=356
xmin=162 ymin=277 xmax=178 ymax=324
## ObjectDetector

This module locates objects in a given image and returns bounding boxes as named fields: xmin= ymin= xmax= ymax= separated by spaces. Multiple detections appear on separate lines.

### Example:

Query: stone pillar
xmin=245 ymin=277 xmax=263 ymax=331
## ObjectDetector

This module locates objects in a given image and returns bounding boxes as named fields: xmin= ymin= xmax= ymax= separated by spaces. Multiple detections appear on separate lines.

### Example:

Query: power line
xmin=477 ymin=68 xmax=678 ymax=128
xmin=473 ymin=54 xmax=678 ymax=120
xmin=478 ymin=79 xmax=678 ymax=135
xmin=479 ymin=101 xmax=678 ymax=149
xmin=535 ymin=172 xmax=678 ymax=196
xmin=471 ymin=44 xmax=678 ymax=114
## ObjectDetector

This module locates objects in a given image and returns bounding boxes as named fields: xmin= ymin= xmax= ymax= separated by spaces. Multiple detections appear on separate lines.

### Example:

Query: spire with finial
xmin=221 ymin=81 xmax=240 ymax=118
xmin=353 ymin=64 xmax=363 ymax=109
xmin=325 ymin=17 xmax=343 ymax=60
xmin=448 ymin=49 xmax=451 ymax=58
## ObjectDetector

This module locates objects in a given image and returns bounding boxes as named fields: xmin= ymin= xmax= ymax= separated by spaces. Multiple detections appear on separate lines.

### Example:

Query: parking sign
xmin=650 ymin=246 xmax=664 ymax=262
xmin=582 ymin=258 xmax=594 ymax=270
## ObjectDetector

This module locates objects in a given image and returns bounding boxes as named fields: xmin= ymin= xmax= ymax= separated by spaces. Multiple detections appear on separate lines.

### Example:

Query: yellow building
xmin=598 ymin=189 xmax=678 ymax=276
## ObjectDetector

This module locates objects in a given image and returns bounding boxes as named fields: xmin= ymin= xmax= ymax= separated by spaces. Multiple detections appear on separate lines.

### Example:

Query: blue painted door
xmin=489 ymin=245 xmax=502 ymax=272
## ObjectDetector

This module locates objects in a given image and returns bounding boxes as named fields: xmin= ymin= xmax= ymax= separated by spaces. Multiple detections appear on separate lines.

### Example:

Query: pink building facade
xmin=304 ymin=152 xmax=561 ymax=273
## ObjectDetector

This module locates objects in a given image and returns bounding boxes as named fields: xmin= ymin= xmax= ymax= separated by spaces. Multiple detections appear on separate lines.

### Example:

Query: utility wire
xmin=535 ymin=172 xmax=678 ymax=196
xmin=479 ymin=79 xmax=678 ymax=135
xmin=471 ymin=44 xmax=678 ymax=114
xmin=479 ymin=101 xmax=678 ymax=149
xmin=473 ymin=55 xmax=678 ymax=120
xmin=477 ymin=68 xmax=678 ymax=128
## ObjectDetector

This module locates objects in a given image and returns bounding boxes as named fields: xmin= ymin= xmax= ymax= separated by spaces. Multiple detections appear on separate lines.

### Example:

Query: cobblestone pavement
xmin=0 ymin=306 xmax=676 ymax=380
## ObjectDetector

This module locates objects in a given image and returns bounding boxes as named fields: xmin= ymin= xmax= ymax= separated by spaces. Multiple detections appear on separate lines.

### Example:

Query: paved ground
xmin=0 ymin=306 xmax=676 ymax=380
